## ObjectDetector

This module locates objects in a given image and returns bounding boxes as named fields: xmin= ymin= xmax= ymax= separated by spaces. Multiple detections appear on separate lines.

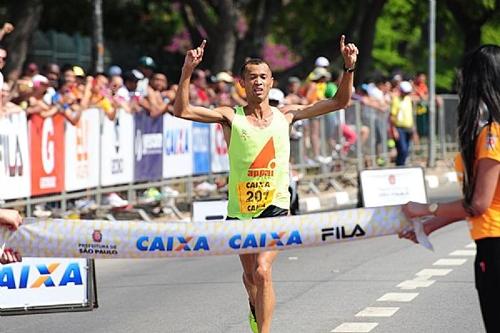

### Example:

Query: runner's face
xmin=242 ymin=63 xmax=273 ymax=103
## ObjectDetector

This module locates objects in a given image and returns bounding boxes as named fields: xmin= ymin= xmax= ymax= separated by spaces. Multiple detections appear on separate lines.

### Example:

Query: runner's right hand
xmin=183 ymin=40 xmax=206 ymax=70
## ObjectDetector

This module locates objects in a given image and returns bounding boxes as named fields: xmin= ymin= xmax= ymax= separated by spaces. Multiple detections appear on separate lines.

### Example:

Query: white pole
xmin=427 ymin=0 xmax=436 ymax=167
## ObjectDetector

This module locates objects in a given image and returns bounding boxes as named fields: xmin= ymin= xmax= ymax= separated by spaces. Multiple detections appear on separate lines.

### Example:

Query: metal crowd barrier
xmin=1 ymin=96 xmax=460 ymax=217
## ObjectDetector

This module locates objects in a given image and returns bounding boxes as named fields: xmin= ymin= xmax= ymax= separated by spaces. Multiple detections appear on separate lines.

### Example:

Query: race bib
xmin=237 ymin=181 xmax=275 ymax=214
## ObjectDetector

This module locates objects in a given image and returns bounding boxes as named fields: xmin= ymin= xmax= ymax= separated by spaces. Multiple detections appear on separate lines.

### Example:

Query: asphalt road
xmin=1 ymin=183 xmax=484 ymax=333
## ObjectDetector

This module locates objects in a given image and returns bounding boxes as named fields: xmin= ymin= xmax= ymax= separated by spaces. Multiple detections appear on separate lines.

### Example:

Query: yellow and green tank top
xmin=227 ymin=105 xmax=290 ymax=219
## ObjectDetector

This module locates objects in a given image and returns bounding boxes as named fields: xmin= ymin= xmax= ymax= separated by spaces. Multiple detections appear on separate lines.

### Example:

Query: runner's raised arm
xmin=173 ymin=40 xmax=232 ymax=124
xmin=284 ymin=35 xmax=358 ymax=121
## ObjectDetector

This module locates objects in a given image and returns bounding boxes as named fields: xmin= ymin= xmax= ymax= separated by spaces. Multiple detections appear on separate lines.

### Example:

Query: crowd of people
xmin=0 ymin=45 xmax=432 ymax=167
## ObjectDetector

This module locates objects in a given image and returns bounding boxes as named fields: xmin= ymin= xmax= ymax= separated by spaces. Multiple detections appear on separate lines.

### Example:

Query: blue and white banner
xmin=134 ymin=110 xmax=163 ymax=182
xmin=192 ymin=122 xmax=211 ymax=175
xmin=162 ymin=114 xmax=193 ymax=178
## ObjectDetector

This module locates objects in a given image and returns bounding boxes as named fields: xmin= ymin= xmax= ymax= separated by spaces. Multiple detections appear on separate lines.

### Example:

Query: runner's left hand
xmin=340 ymin=35 xmax=358 ymax=68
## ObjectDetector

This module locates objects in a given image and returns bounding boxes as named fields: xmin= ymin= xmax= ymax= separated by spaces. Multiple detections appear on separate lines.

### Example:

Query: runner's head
xmin=239 ymin=58 xmax=273 ymax=103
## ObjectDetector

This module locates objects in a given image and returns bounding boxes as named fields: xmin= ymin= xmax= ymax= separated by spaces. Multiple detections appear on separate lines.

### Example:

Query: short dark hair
xmin=239 ymin=58 xmax=271 ymax=78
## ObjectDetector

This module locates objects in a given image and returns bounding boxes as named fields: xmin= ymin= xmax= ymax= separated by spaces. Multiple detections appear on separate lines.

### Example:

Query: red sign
xmin=30 ymin=114 xmax=65 ymax=195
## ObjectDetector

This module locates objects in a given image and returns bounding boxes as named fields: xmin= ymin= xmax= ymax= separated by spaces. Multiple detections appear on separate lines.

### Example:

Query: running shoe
xmin=248 ymin=311 xmax=258 ymax=333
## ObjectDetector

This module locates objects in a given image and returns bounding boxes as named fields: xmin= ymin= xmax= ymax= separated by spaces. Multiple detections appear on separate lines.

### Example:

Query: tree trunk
xmin=4 ymin=0 xmax=43 ymax=80
xmin=355 ymin=0 xmax=387 ymax=85
xmin=182 ymin=0 xmax=239 ymax=72
xmin=233 ymin=0 xmax=284 ymax=73
xmin=92 ymin=0 xmax=105 ymax=73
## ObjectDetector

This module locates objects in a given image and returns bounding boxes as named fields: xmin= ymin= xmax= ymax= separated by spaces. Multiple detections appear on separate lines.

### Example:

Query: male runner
xmin=173 ymin=36 xmax=358 ymax=333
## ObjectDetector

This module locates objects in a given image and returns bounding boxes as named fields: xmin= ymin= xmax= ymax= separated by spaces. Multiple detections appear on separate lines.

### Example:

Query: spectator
xmin=213 ymin=71 xmax=236 ymax=107
xmin=304 ymin=67 xmax=332 ymax=163
xmin=81 ymin=73 xmax=116 ymax=120
xmin=110 ymin=73 xmax=132 ymax=113
xmin=42 ymin=63 xmax=60 ymax=105
xmin=26 ymin=74 xmax=58 ymax=118
xmin=190 ymin=69 xmax=211 ymax=107
xmin=108 ymin=65 xmax=122 ymax=77
xmin=123 ymin=69 xmax=145 ymax=113
xmin=62 ymin=65 xmax=76 ymax=85
xmin=21 ymin=62 xmax=39 ymax=80
xmin=73 ymin=66 xmax=86 ymax=86
xmin=0 ymin=82 xmax=23 ymax=115
xmin=413 ymin=72 xmax=429 ymax=137
xmin=137 ymin=56 xmax=156 ymax=97
xmin=391 ymin=81 xmax=416 ymax=165
xmin=57 ymin=79 xmax=83 ymax=125
xmin=145 ymin=72 xmax=171 ymax=117
xmin=284 ymin=76 xmax=307 ymax=105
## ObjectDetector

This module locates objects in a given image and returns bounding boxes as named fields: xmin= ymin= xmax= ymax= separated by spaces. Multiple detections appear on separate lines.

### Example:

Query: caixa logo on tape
xmin=229 ymin=230 xmax=302 ymax=250
xmin=0 ymin=262 xmax=83 ymax=289
xmin=321 ymin=224 xmax=366 ymax=241
xmin=136 ymin=235 xmax=210 ymax=252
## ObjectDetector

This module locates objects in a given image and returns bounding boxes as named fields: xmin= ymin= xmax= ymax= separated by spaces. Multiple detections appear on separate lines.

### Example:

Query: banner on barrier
xmin=0 ymin=257 xmax=96 ymax=314
xmin=192 ymin=122 xmax=211 ymax=175
xmin=210 ymin=123 xmax=229 ymax=173
xmin=0 ymin=206 xmax=432 ymax=259
xmin=163 ymin=114 xmax=193 ymax=178
xmin=100 ymin=109 xmax=134 ymax=186
xmin=30 ymin=114 xmax=65 ymax=196
xmin=65 ymin=108 xmax=101 ymax=192
xmin=134 ymin=110 xmax=163 ymax=182
xmin=0 ymin=113 xmax=31 ymax=200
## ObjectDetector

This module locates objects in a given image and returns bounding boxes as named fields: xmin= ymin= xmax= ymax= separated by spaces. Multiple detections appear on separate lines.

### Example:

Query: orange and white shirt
xmin=455 ymin=122 xmax=500 ymax=240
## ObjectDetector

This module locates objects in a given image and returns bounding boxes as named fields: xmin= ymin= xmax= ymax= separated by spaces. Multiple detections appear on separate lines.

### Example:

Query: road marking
xmin=450 ymin=250 xmax=476 ymax=256
xmin=288 ymin=256 xmax=298 ymax=261
xmin=397 ymin=279 xmax=435 ymax=289
xmin=433 ymin=258 xmax=467 ymax=266
xmin=331 ymin=322 xmax=378 ymax=332
xmin=377 ymin=292 xmax=418 ymax=302
xmin=466 ymin=243 xmax=476 ymax=249
xmin=355 ymin=307 xmax=399 ymax=317
xmin=416 ymin=268 xmax=452 ymax=277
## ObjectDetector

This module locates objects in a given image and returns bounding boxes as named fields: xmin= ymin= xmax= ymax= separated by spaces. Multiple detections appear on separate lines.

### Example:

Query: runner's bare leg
xmin=240 ymin=250 xmax=278 ymax=333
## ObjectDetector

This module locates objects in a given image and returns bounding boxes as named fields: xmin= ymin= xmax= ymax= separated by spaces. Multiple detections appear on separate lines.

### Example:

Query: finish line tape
xmin=0 ymin=206 xmax=432 ymax=259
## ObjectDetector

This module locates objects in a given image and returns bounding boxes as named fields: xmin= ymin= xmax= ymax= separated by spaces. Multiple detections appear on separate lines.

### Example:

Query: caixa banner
xmin=0 ymin=206 xmax=432 ymax=259
xmin=0 ymin=112 xmax=31 ymax=200
xmin=0 ymin=257 xmax=97 ymax=315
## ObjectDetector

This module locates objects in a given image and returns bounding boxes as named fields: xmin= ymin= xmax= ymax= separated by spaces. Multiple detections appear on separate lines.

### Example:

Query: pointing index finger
xmin=340 ymin=35 xmax=345 ymax=49
xmin=200 ymin=39 xmax=207 ymax=50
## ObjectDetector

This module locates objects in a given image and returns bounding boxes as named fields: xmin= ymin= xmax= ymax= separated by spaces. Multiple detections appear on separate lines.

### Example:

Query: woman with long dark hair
xmin=400 ymin=44 xmax=500 ymax=332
